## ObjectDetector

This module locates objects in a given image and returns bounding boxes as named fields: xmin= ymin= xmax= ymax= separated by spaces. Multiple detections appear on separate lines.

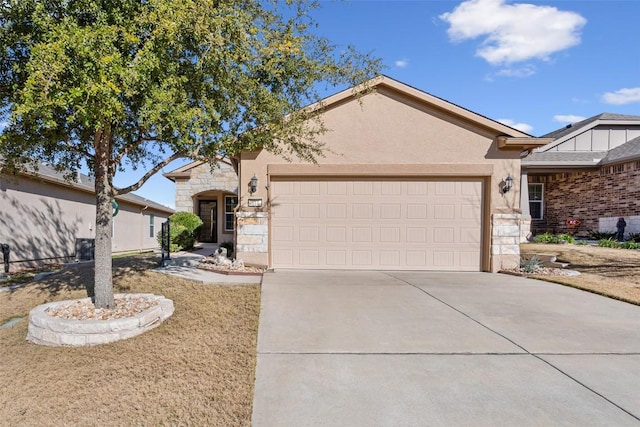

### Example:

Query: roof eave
xmin=163 ymin=171 xmax=192 ymax=182
xmin=497 ymin=137 xmax=554 ymax=151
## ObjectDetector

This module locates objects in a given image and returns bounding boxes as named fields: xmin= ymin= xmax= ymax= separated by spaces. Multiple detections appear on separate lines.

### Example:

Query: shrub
xmin=575 ymin=240 xmax=589 ymax=246
xmin=533 ymin=232 xmax=559 ymax=244
xmin=557 ymin=233 xmax=576 ymax=244
xmin=157 ymin=224 xmax=190 ymax=252
xmin=589 ymin=230 xmax=616 ymax=240
xmin=170 ymin=211 xmax=203 ymax=235
xmin=598 ymin=238 xmax=619 ymax=248
xmin=628 ymin=232 xmax=640 ymax=243
xmin=619 ymin=241 xmax=640 ymax=250
xmin=156 ymin=212 xmax=203 ymax=252
xmin=520 ymin=255 xmax=542 ymax=273
xmin=533 ymin=233 xmax=574 ymax=244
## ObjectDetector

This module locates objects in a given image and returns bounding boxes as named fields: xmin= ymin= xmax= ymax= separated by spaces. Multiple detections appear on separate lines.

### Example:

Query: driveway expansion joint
xmin=383 ymin=272 xmax=640 ymax=423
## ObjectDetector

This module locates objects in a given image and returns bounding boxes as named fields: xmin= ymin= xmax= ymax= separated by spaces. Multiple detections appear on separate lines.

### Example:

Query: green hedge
xmin=157 ymin=212 xmax=203 ymax=252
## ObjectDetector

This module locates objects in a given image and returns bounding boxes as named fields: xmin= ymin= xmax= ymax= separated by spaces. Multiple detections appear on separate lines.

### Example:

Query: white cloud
xmin=495 ymin=65 xmax=536 ymax=78
xmin=553 ymin=114 xmax=586 ymax=124
xmin=440 ymin=0 xmax=586 ymax=65
xmin=498 ymin=118 xmax=533 ymax=133
xmin=394 ymin=59 xmax=409 ymax=68
xmin=602 ymin=87 xmax=640 ymax=105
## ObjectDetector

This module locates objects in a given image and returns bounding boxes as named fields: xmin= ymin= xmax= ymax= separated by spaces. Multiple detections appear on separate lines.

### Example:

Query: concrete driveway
xmin=251 ymin=271 xmax=640 ymax=426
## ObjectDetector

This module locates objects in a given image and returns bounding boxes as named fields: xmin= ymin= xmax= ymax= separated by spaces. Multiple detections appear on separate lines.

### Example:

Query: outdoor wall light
xmin=502 ymin=174 xmax=514 ymax=194
xmin=249 ymin=174 xmax=258 ymax=195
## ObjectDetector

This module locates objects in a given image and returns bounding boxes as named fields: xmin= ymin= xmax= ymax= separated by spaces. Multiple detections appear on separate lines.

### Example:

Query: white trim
xmin=224 ymin=195 xmax=238 ymax=231
xmin=528 ymin=183 xmax=544 ymax=220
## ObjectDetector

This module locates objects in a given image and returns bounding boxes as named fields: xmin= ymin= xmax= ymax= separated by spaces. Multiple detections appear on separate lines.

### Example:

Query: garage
xmin=270 ymin=177 xmax=483 ymax=271
xmin=235 ymin=77 xmax=542 ymax=272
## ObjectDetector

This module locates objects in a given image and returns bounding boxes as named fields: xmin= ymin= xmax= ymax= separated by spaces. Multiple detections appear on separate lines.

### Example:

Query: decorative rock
xmin=231 ymin=259 xmax=245 ymax=270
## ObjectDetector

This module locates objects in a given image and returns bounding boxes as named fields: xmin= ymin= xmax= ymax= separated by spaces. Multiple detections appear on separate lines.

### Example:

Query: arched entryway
xmin=193 ymin=191 xmax=237 ymax=244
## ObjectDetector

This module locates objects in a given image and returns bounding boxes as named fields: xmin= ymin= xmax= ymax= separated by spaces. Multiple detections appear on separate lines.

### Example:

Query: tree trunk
xmin=93 ymin=128 xmax=115 ymax=308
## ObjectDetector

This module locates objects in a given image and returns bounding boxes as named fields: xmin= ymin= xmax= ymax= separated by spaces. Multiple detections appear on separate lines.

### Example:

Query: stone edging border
xmin=197 ymin=267 xmax=263 ymax=276
xmin=27 ymin=293 xmax=174 ymax=347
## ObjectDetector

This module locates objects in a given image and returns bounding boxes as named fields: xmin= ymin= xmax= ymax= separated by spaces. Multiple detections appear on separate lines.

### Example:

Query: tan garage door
xmin=270 ymin=178 xmax=483 ymax=271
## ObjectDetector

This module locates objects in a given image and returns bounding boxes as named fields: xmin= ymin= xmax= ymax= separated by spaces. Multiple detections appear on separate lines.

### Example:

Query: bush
xmin=533 ymin=232 xmax=560 ymax=244
xmin=589 ymin=230 xmax=616 ymax=240
xmin=520 ymin=255 xmax=542 ymax=273
xmin=170 ymin=211 xmax=203 ymax=235
xmin=557 ymin=233 xmax=576 ymax=244
xmin=597 ymin=238 xmax=640 ymax=250
xmin=156 ymin=212 xmax=203 ymax=252
xmin=628 ymin=232 xmax=640 ymax=243
xmin=533 ymin=232 xmax=574 ymax=244
xmin=619 ymin=241 xmax=640 ymax=250
xmin=157 ymin=224 xmax=190 ymax=252
xmin=598 ymin=238 xmax=619 ymax=248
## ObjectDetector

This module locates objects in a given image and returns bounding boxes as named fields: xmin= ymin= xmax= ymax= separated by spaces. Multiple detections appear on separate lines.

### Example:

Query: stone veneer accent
xmin=530 ymin=160 xmax=640 ymax=237
xmin=491 ymin=213 xmax=521 ymax=271
xmin=174 ymin=162 xmax=238 ymax=212
xmin=519 ymin=215 xmax=532 ymax=243
xmin=27 ymin=294 xmax=174 ymax=347
xmin=236 ymin=211 xmax=269 ymax=265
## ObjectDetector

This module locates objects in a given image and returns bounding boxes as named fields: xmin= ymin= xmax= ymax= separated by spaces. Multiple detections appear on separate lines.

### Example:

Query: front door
xmin=198 ymin=200 xmax=217 ymax=243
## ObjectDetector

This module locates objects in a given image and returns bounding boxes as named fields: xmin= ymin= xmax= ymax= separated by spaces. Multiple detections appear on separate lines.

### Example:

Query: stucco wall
xmin=237 ymin=86 xmax=524 ymax=271
xmin=530 ymin=160 xmax=640 ymax=237
xmin=0 ymin=174 xmax=170 ymax=267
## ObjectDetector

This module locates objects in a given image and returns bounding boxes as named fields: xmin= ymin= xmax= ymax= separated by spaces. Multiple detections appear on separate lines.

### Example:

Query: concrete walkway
xmin=252 ymin=271 xmax=640 ymax=426
xmin=153 ymin=243 xmax=262 ymax=284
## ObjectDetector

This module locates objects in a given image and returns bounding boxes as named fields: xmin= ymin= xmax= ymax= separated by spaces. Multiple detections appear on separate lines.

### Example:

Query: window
xmin=225 ymin=196 xmax=238 ymax=231
xmin=149 ymin=214 xmax=155 ymax=238
xmin=528 ymin=183 xmax=544 ymax=220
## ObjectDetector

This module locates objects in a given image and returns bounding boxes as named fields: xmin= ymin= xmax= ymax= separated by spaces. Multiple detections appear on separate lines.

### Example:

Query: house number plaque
xmin=248 ymin=198 xmax=263 ymax=207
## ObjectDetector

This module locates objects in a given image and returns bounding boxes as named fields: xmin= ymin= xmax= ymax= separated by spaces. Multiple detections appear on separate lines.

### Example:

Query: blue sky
xmin=122 ymin=0 xmax=640 ymax=209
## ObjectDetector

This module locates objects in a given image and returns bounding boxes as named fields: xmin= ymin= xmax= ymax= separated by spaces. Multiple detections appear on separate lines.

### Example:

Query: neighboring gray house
xmin=163 ymin=158 xmax=238 ymax=244
xmin=0 ymin=163 xmax=173 ymax=269
xmin=522 ymin=113 xmax=640 ymax=238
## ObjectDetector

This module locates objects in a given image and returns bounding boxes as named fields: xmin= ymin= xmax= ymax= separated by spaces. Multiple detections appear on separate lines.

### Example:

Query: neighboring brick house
xmin=522 ymin=113 xmax=640 ymax=238
xmin=163 ymin=158 xmax=238 ymax=244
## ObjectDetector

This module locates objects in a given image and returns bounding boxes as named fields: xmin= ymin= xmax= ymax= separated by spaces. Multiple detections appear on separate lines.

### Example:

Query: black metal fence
xmin=160 ymin=220 xmax=171 ymax=265
xmin=1 ymin=243 xmax=9 ymax=273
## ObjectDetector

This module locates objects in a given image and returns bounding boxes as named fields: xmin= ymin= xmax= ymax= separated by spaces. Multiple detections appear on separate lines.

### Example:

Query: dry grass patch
xmin=521 ymin=243 xmax=640 ymax=305
xmin=0 ymin=254 xmax=260 ymax=426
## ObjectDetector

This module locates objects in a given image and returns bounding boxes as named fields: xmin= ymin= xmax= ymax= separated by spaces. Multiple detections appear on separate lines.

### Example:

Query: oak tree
xmin=0 ymin=0 xmax=380 ymax=307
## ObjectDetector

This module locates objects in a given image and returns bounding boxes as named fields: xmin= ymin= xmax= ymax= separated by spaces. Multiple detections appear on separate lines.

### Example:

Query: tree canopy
xmin=0 ymin=0 xmax=380 ymax=307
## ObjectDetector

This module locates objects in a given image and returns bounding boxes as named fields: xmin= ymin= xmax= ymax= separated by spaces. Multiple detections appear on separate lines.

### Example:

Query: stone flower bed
xmin=198 ymin=259 xmax=265 ymax=275
xmin=27 ymin=294 xmax=174 ymax=347
xmin=501 ymin=267 xmax=580 ymax=277
xmin=198 ymin=248 xmax=265 ymax=275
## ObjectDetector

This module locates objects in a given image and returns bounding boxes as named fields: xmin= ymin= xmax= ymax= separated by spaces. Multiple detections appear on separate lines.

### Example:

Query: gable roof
xmin=8 ymin=162 xmax=174 ymax=213
xmin=524 ymin=113 xmax=640 ymax=170
xmin=538 ymin=113 xmax=640 ymax=150
xmin=163 ymin=156 xmax=234 ymax=182
xmin=321 ymin=75 xmax=535 ymax=141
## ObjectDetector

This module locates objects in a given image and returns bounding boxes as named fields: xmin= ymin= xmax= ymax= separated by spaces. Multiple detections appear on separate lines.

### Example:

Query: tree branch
xmin=113 ymin=127 xmax=146 ymax=165
xmin=113 ymin=152 xmax=185 ymax=196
